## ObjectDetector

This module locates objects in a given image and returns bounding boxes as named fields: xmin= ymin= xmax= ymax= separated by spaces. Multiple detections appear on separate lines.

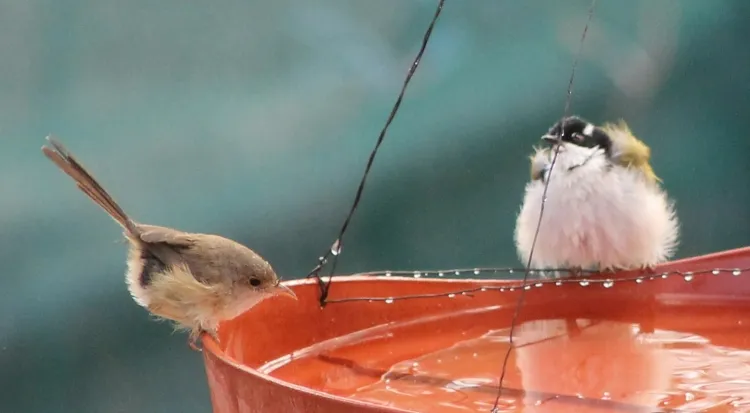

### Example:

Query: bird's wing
xmin=137 ymin=224 xmax=196 ymax=248
xmin=601 ymin=120 xmax=661 ymax=184
xmin=135 ymin=225 xmax=204 ymax=285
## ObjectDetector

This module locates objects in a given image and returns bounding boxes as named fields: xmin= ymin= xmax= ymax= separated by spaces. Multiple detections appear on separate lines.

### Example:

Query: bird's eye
xmin=249 ymin=278 xmax=261 ymax=287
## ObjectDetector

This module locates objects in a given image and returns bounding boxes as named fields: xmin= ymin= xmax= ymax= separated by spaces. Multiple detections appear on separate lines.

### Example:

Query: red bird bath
xmin=201 ymin=247 xmax=750 ymax=413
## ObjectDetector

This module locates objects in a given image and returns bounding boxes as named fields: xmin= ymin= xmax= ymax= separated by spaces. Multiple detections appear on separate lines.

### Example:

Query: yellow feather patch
xmin=600 ymin=120 xmax=661 ymax=184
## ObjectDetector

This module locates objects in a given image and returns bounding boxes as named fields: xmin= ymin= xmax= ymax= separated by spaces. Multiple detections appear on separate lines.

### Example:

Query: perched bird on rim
xmin=514 ymin=116 xmax=679 ymax=274
xmin=42 ymin=137 xmax=297 ymax=341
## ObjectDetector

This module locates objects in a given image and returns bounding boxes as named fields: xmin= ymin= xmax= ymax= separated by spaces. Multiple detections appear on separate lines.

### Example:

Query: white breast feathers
xmin=514 ymin=143 xmax=679 ymax=273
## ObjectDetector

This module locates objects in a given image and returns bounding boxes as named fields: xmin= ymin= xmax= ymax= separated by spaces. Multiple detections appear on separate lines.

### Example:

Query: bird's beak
xmin=274 ymin=283 xmax=298 ymax=301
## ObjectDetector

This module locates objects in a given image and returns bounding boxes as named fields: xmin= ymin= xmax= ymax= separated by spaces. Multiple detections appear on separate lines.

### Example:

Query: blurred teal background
xmin=1 ymin=0 xmax=749 ymax=412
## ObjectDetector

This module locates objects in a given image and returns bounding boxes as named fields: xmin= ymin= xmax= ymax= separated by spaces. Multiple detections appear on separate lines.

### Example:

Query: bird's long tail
xmin=42 ymin=136 xmax=140 ymax=236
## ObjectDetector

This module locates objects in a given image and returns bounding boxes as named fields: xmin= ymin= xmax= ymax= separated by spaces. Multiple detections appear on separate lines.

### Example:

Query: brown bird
xmin=42 ymin=136 xmax=296 ymax=342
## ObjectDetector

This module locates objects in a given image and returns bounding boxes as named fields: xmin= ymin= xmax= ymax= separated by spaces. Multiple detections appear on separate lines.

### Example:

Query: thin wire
xmin=491 ymin=1 xmax=598 ymax=410
xmin=306 ymin=0 xmax=447 ymax=306
xmin=323 ymin=267 xmax=749 ymax=304
xmin=355 ymin=267 xmax=601 ymax=277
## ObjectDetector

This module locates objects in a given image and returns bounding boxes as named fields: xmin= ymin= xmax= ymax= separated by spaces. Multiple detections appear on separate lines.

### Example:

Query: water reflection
xmin=514 ymin=319 xmax=675 ymax=411
xmin=264 ymin=309 xmax=750 ymax=412
xmin=350 ymin=319 xmax=750 ymax=412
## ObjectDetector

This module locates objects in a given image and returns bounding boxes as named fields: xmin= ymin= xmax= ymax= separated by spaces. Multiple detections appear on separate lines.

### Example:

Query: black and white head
xmin=541 ymin=116 xmax=612 ymax=154
xmin=529 ymin=116 xmax=616 ymax=182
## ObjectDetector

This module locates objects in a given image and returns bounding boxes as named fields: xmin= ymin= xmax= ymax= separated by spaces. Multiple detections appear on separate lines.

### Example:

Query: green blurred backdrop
xmin=1 ymin=0 xmax=748 ymax=412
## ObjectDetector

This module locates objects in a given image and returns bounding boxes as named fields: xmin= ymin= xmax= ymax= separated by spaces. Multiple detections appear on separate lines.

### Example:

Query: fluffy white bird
xmin=514 ymin=116 xmax=679 ymax=273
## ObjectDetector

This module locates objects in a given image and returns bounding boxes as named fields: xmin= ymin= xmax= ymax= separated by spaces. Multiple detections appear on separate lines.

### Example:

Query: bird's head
xmin=539 ymin=116 xmax=661 ymax=185
xmin=541 ymin=116 xmax=612 ymax=155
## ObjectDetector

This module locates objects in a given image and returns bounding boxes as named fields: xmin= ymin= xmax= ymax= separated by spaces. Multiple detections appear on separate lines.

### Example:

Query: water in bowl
xmin=260 ymin=302 xmax=750 ymax=412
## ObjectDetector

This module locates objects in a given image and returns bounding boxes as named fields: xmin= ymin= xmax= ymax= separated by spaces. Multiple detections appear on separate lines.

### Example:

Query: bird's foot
xmin=187 ymin=327 xmax=219 ymax=352
xmin=188 ymin=334 xmax=203 ymax=352
xmin=567 ymin=267 xmax=585 ymax=278
xmin=638 ymin=264 xmax=658 ymax=275
xmin=599 ymin=266 xmax=619 ymax=275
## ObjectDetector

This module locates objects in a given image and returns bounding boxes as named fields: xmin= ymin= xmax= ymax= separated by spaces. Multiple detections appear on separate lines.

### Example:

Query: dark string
xmin=491 ymin=1 xmax=599 ymax=411
xmin=306 ymin=0 xmax=446 ymax=306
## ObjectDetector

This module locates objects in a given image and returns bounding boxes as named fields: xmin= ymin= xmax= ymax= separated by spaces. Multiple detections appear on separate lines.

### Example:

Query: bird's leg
xmin=187 ymin=326 xmax=218 ymax=351
xmin=188 ymin=329 xmax=204 ymax=351
xmin=567 ymin=266 xmax=584 ymax=278
xmin=600 ymin=266 xmax=618 ymax=275
xmin=565 ymin=317 xmax=582 ymax=338
xmin=639 ymin=264 xmax=658 ymax=275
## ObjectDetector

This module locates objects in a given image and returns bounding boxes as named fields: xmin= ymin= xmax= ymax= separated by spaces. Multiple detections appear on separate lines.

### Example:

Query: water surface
xmin=261 ymin=304 xmax=750 ymax=412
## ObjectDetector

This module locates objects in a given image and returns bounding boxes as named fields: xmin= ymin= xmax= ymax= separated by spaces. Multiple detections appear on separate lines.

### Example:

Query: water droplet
xmin=413 ymin=271 xmax=422 ymax=278
xmin=685 ymin=392 xmax=695 ymax=402
xmin=528 ymin=270 xmax=535 ymax=275
xmin=500 ymin=288 xmax=506 ymax=292
xmin=454 ymin=271 xmax=460 ymax=276
xmin=683 ymin=273 xmax=694 ymax=282
xmin=509 ymin=288 xmax=516 ymax=292
xmin=480 ymin=287 xmax=487 ymax=292
xmin=733 ymin=269 xmax=742 ymax=276
xmin=508 ymin=269 xmax=514 ymax=274
xmin=385 ymin=271 xmax=392 ymax=277
xmin=438 ymin=272 xmax=444 ymax=277
xmin=461 ymin=292 xmax=469 ymax=296
xmin=524 ymin=285 xmax=531 ymax=290
xmin=603 ymin=280 xmax=614 ymax=288
xmin=635 ymin=277 xmax=644 ymax=284
xmin=473 ymin=269 xmax=480 ymax=275
xmin=412 ymin=362 xmax=419 ymax=367
xmin=331 ymin=239 xmax=342 ymax=255
xmin=555 ymin=281 xmax=563 ymax=286
xmin=368 ymin=300 xmax=374 ymax=303
xmin=661 ymin=273 xmax=668 ymax=279
xmin=602 ymin=392 xmax=611 ymax=400
xmin=712 ymin=269 xmax=720 ymax=275
xmin=448 ymin=293 xmax=456 ymax=298
xmin=384 ymin=298 xmax=394 ymax=304
xmin=535 ymin=282 xmax=543 ymax=288
xmin=423 ymin=272 xmax=429 ymax=277
xmin=579 ymin=280 xmax=590 ymax=287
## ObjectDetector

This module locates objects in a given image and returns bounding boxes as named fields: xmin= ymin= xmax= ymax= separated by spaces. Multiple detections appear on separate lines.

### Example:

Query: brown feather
xmin=42 ymin=136 xmax=141 ymax=236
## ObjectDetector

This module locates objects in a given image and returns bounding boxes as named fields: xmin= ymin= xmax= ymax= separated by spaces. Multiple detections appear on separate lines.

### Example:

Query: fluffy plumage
xmin=515 ymin=118 xmax=679 ymax=273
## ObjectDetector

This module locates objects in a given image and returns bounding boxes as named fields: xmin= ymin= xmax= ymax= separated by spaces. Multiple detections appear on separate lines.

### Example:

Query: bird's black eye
xmin=249 ymin=278 xmax=261 ymax=287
